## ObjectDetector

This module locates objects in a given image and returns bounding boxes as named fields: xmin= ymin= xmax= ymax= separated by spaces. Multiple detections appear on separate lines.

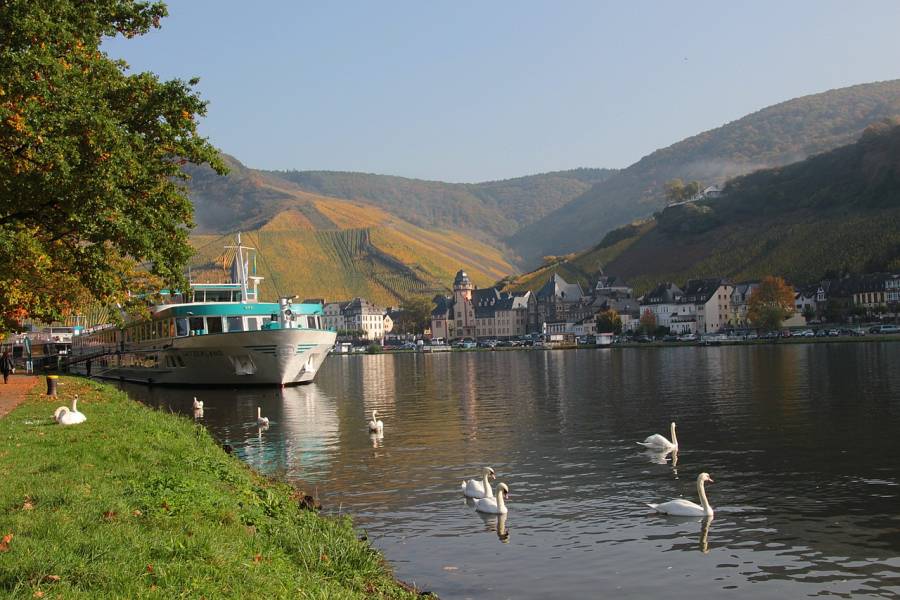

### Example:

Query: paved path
xmin=0 ymin=374 xmax=39 ymax=418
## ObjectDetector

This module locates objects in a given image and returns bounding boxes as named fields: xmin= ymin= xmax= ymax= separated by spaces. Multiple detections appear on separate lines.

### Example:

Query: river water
xmin=121 ymin=344 xmax=900 ymax=599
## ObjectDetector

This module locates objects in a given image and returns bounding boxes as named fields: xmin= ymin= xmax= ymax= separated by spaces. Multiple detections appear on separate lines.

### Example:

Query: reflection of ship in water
xmin=222 ymin=385 xmax=340 ymax=485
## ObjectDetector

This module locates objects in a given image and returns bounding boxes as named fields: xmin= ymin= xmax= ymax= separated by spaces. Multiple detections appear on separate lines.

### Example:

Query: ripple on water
xmin=120 ymin=344 xmax=900 ymax=599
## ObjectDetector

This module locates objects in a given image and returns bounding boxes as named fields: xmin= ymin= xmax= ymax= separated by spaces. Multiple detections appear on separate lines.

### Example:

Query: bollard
xmin=46 ymin=374 xmax=59 ymax=396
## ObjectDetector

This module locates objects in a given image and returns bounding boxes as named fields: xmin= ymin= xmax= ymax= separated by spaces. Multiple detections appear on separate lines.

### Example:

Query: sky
xmin=103 ymin=0 xmax=900 ymax=182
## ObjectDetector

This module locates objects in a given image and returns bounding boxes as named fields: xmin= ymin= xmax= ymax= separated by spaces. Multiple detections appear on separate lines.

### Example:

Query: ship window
xmin=206 ymin=316 xmax=223 ymax=334
xmin=246 ymin=317 xmax=259 ymax=331
xmin=307 ymin=316 xmax=317 ymax=329
xmin=176 ymin=318 xmax=189 ymax=337
xmin=189 ymin=317 xmax=204 ymax=333
xmin=227 ymin=316 xmax=243 ymax=332
xmin=206 ymin=290 xmax=232 ymax=302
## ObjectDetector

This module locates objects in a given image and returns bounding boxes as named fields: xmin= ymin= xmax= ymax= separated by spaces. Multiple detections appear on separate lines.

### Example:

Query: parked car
xmin=814 ymin=329 xmax=829 ymax=337
xmin=870 ymin=324 xmax=900 ymax=334
xmin=827 ymin=329 xmax=841 ymax=337
xmin=662 ymin=335 xmax=678 ymax=342
xmin=798 ymin=329 xmax=815 ymax=337
xmin=635 ymin=335 xmax=652 ymax=343
xmin=677 ymin=333 xmax=700 ymax=342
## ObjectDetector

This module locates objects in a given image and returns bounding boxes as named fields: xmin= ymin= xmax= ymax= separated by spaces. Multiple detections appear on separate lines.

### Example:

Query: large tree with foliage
xmin=639 ymin=308 xmax=657 ymax=334
xmin=0 ymin=1 xmax=225 ymax=333
xmin=748 ymin=276 xmax=796 ymax=331
xmin=596 ymin=308 xmax=622 ymax=334
xmin=394 ymin=296 xmax=433 ymax=335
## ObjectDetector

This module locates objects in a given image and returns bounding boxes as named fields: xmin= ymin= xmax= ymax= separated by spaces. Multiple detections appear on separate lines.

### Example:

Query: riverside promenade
xmin=0 ymin=374 xmax=38 ymax=419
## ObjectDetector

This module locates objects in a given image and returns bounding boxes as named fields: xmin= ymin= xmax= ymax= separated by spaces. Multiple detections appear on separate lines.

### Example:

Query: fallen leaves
xmin=0 ymin=532 xmax=13 ymax=552
xmin=102 ymin=510 xmax=117 ymax=521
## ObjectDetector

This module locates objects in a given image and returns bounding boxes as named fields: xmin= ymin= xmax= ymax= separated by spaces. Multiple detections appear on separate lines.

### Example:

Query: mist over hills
xmin=504 ymin=121 xmax=900 ymax=295
xmin=509 ymin=79 xmax=900 ymax=264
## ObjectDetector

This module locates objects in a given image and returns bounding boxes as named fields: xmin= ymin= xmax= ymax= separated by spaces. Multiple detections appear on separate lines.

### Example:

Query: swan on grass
xmin=461 ymin=466 xmax=496 ymax=498
xmin=192 ymin=397 xmax=203 ymax=410
xmin=474 ymin=482 xmax=509 ymax=515
xmin=648 ymin=472 xmax=714 ymax=517
xmin=55 ymin=395 xmax=86 ymax=426
xmin=367 ymin=410 xmax=383 ymax=433
xmin=638 ymin=421 xmax=678 ymax=451
xmin=256 ymin=406 xmax=269 ymax=427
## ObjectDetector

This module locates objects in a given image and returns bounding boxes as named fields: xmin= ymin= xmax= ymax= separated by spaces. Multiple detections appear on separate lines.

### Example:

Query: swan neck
xmin=372 ymin=410 xmax=377 ymax=421
xmin=697 ymin=478 xmax=711 ymax=513
xmin=257 ymin=407 xmax=261 ymax=418
xmin=71 ymin=398 xmax=78 ymax=412
xmin=496 ymin=489 xmax=506 ymax=511
xmin=670 ymin=423 xmax=677 ymax=447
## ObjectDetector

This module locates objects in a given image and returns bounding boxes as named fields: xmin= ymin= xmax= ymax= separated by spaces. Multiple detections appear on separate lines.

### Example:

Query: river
xmin=121 ymin=343 xmax=900 ymax=599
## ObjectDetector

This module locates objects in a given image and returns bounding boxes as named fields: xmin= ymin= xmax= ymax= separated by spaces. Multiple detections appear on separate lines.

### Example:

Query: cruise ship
xmin=71 ymin=235 xmax=335 ymax=386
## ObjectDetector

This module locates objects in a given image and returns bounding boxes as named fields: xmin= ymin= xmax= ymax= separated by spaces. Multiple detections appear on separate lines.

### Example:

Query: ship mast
xmin=225 ymin=233 xmax=256 ymax=303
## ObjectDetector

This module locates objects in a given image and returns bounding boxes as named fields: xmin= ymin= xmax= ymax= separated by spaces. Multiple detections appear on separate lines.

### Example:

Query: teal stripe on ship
xmin=155 ymin=303 xmax=325 ymax=318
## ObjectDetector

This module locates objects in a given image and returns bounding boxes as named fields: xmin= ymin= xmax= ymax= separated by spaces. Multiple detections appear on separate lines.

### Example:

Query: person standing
xmin=1 ymin=350 xmax=13 ymax=384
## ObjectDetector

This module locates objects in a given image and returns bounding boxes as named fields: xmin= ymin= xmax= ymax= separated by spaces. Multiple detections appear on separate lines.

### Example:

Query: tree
xmin=0 ymin=1 xmax=225 ymax=334
xmin=394 ymin=296 xmax=432 ymax=335
xmin=664 ymin=179 xmax=686 ymax=203
xmin=801 ymin=304 xmax=816 ymax=322
xmin=639 ymin=309 xmax=657 ymax=334
xmin=748 ymin=276 xmax=796 ymax=331
xmin=596 ymin=309 xmax=622 ymax=334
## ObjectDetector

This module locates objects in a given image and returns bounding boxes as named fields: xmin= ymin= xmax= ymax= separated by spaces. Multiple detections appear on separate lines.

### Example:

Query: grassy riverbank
xmin=0 ymin=377 xmax=421 ymax=599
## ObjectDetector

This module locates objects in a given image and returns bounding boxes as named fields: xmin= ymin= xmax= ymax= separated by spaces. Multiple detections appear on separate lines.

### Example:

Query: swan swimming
xmin=256 ymin=407 xmax=269 ymax=427
xmin=55 ymin=395 xmax=86 ymax=426
xmin=474 ymin=482 xmax=509 ymax=515
xmin=192 ymin=397 xmax=203 ymax=410
xmin=647 ymin=472 xmax=714 ymax=517
xmin=461 ymin=466 xmax=496 ymax=498
xmin=367 ymin=409 xmax=383 ymax=433
xmin=638 ymin=421 xmax=678 ymax=451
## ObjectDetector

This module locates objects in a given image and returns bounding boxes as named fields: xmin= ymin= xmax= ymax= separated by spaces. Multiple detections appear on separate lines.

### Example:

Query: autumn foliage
xmin=748 ymin=276 xmax=796 ymax=331
xmin=0 ymin=1 xmax=224 ymax=333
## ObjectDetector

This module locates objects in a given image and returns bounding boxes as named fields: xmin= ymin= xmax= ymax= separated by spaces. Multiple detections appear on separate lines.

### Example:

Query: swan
xmin=461 ymin=466 xmax=496 ymax=498
xmin=474 ymin=482 xmax=509 ymax=514
xmin=647 ymin=472 xmax=714 ymax=517
xmin=638 ymin=421 xmax=678 ymax=451
xmin=192 ymin=397 xmax=203 ymax=410
xmin=56 ymin=395 xmax=86 ymax=426
xmin=367 ymin=409 xmax=383 ymax=433
xmin=256 ymin=406 xmax=269 ymax=427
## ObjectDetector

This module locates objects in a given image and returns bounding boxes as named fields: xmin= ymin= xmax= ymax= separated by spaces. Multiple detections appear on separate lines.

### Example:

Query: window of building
xmin=176 ymin=318 xmax=189 ymax=337
xmin=189 ymin=317 xmax=204 ymax=332
xmin=226 ymin=316 xmax=243 ymax=332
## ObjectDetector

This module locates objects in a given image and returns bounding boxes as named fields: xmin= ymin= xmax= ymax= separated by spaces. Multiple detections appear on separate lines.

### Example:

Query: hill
xmin=504 ymin=121 xmax=900 ymax=295
xmin=268 ymin=167 xmax=616 ymax=245
xmin=510 ymin=79 xmax=900 ymax=264
xmin=184 ymin=158 xmax=515 ymax=306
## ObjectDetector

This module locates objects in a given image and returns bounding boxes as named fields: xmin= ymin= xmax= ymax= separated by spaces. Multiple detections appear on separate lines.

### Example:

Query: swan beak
xmin=490 ymin=473 xmax=496 ymax=480
xmin=707 ymin=477 xmax=714 ymax=483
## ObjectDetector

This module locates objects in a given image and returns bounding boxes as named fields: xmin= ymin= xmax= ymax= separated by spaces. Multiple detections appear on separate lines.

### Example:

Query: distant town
xmin=300 ymin=269 xmax=900 ymax=348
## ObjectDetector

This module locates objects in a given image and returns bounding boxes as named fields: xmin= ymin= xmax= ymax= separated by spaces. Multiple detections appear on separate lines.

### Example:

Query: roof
xmin=453 ymin=270 xmax=472 ymax=288
xmin=431 ymin=295 xmax=453 ymax=317
xmin=680 ymin=279 xmax=728 ymax=304
xmin=641 ymin=282 xmax=683 ymax=305
xmin=537 ymin=273 xmax=584 ymax=301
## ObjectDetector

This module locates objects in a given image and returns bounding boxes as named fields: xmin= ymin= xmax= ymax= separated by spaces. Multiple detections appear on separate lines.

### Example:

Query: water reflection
xmin=117 ymin=343 xmax=900 ymax=599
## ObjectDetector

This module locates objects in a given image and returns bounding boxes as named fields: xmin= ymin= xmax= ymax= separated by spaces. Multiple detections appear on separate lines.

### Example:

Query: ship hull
xmin=74 ymin=328 xmax=336 ymax=386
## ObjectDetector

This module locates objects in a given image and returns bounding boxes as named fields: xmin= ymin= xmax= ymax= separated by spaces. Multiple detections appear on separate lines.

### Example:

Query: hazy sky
xmin=104 ymin=1 xmax=900 ymax=182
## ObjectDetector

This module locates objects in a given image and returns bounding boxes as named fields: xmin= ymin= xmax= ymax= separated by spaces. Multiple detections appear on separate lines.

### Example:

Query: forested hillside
xmin=269 ymin=167 xmax=615 ymax=242
xmin=510 ymin=79 xmax=900 ymax=264
xmin=504 ymin=122 xmax=900 ymax=295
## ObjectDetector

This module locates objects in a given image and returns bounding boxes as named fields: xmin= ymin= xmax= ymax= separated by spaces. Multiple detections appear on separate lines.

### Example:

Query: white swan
xmin=367 ymin=409 xmax=383 ymax=433
xmin=56 ymin=395 xmax=86 ymax=426
xmin=461 ymin=467 xmax=496 ymax=498
xmin=256 ymin=406 xmax=269 ymax=427
xmin=474 ymin=482 xmax=509 ymax=514
xmin=638 ymin=421 xmax=678 ymax=451
xmin=648 ymin=472 xmax=714 ymax=517
xmin=192 ymin=397 xmax=203 ymax=410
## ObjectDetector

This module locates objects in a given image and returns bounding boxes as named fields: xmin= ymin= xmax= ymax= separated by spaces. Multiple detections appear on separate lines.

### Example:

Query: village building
xmin=639 ymin=279 xmax=733 ymax=334
xmin=430 ymin=270 xmax=536 ymax=341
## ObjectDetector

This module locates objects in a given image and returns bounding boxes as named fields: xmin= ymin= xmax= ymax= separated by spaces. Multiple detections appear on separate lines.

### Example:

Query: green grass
xmin=0 ymin=378 xmax=421 ymax=599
